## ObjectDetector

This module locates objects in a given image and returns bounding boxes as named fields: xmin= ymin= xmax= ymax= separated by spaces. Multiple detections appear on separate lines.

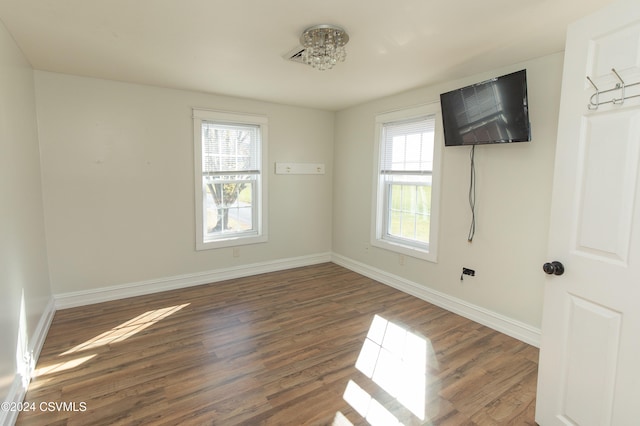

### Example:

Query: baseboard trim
xmin=1 ymin=297 xmax=56 ymax=426
xmin=30 ymin=298 xmax=56 ymax=364
xmin=54 ymin=252 xmax=333 ymax=309
xmin=331 ymin=253 xmax=541 ymax=347
xmin=53 ymin=251 xmax=540 ymax=345
xmin=1 ymin=376 xmax=25 ymax=426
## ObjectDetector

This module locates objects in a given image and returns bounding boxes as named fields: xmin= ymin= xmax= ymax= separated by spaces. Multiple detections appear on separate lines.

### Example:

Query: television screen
xmin=440 ymin=69 xmax=530 ymax=146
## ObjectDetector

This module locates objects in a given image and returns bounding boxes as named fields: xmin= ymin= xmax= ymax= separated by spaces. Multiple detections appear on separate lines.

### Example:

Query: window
xmin=193 ymin=109 xmax=268 ymax=250
xmin=372 ymin=104 xmax=442 ymax=261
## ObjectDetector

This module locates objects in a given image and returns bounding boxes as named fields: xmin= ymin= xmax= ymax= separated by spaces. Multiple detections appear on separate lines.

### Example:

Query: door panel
xmin=561 ymin=295 xmax=621 ymax=426
xmin=575 ymin=109 xmax=640 ymax=264
xmin=587 ymin=21 xmax=640 ymax=81
xmin=536 ymin=1 xmax=640 ymax=425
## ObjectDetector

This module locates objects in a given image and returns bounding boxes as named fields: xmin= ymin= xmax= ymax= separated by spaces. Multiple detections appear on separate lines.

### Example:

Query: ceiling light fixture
xmin=300 ymin=24 xmax=349 ymax=71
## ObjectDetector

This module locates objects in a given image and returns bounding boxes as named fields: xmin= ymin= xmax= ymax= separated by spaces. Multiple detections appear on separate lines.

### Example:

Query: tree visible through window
xmin=193 ymin=109 xmax=267 ymax=250
xmin=202 ymin=122 xmax=257 ymax=235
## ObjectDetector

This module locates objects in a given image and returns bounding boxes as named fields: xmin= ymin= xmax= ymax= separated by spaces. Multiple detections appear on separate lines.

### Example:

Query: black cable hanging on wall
xmin=468 ymin=145 xmax=476 ymax=242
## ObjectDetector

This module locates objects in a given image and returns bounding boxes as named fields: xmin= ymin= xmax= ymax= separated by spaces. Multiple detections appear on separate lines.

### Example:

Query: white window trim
xmin=193 ymin=108 xmax=268 ymax=250
xmin=371 ymin=102 xmax=442 ymax=262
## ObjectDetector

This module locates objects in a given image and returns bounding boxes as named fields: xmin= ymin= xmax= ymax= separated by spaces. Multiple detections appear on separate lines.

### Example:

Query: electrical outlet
xmin=462 ymin=267 xmax=475 ymax=276
xmin=232 ymin=247 xmax=240 ymax=258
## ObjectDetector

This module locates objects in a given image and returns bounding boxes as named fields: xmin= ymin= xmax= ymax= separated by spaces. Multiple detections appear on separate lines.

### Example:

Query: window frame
xmin=371 ymin=103 xmax=442 ymax=262
xmin=193 ymin=109 xmax=268 ymax=250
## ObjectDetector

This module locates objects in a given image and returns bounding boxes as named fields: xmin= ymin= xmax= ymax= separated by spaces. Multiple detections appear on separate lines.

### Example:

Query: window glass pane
xmin=374 ymin=106 xmax=439 ymax=260
xmin=382 ymin=116 xmax=435 ymax=172
xmin=390 ymin=184 xmax=402 ymax=210
xmin=421 ymin=138 xmax=434 ymax=169
xmin=416 ymin=214 xmax=430 ymax=243
xmin=416 ymin=185 xmax=431 ymax=215
xmin=202 ymin=122 xmax=259 ymax=173
xmin=385 ymin=182 xmax=430 ymax=244
xmin=405 ymin=133 xmax=423 ymax=170
xmin=388 ymin=210 xmax=402 ymax=236
xmin=194 ymin=110 xmax=267 ymax=250
xmin=401 ymin=214 xmax=416 ymax=240
xmin=203 ymin=175 xmax=255 ymax=241
xmin=379 ymin=115 xmax=436 ymax=250
xmin=402 ymin=185 xmax=416 ymax=212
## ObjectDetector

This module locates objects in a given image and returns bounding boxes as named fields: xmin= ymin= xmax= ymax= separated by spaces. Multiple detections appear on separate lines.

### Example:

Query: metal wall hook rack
xmin=587 ymin=68 xmax=640 ymax=110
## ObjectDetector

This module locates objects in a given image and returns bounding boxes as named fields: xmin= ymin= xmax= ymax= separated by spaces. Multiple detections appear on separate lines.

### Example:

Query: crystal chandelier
xmin=300 ymin=24 xmax=349 ymax=71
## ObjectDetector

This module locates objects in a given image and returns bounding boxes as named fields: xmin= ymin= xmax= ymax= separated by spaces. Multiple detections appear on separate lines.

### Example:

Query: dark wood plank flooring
xmin=17 ymin=263 xmax=538 ymax=425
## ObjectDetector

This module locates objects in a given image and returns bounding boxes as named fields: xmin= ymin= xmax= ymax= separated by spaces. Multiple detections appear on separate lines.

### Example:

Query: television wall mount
xmin=587 ymin=68 xmax=640 ymax=110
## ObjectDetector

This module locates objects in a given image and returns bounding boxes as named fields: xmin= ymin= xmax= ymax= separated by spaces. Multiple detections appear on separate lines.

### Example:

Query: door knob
xmin=543 ymin=261 xmax=564 ymax=276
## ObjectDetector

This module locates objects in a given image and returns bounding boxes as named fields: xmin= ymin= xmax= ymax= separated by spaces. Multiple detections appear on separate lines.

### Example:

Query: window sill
xmin=370 ymin=238 xmax=437 ymax=263
xmin=196 ymin=234 xmax=267 ymax=251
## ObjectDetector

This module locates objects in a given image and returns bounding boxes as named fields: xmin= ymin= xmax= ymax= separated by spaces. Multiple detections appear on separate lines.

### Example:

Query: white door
xmin=536 ymin=0 xmax=640 ymax=424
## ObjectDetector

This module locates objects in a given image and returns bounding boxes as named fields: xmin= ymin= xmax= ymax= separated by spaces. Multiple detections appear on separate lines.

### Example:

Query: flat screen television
xmin=440 ymin=69 xmax=531 ymax=146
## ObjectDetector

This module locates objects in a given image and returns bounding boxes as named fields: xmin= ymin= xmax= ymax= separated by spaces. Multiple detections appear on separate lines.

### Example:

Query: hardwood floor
xmin=17 ymin=263 xmax=538 ymax=425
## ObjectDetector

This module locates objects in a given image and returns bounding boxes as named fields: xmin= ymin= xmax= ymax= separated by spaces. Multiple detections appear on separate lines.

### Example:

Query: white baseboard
xmin=53 ymin=250 xmax=540 ymax=346
xmin=3 ymin=252 xmax=537 ymax=426
xmin=1 ymin=297 xmax=56 ymax=426
xmin=30 ymin=298 xmax=56 ymax=364
xmin=1 ymin=376 xmax=25 ymax=426
xmin=331 ymin=253 xmax=541 ymax=347
xmin=54 ymin=252 xmax=333 ymax=309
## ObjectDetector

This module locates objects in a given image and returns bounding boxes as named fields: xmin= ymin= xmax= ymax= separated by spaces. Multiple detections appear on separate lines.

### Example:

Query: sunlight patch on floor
xmin=332 ymin=411 xmax=354 ymax=426
xmin=343 ymin=380 xmax=402 ymax=426
xmin=35 ymin=354 xmax=97 ymax=377
xmin=60 ymin=303 xmax=190 ymax=355
xmin=345 ymin=314 xmax=434 ymax=423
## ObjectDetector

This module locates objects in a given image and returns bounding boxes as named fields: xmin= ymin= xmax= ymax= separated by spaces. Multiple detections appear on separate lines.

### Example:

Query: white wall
xmin=34 ymin=72 xmax=335 ymax=295
xmin=0 ymin=19 xmax=52 ymax=416
xmin=35 ymin=54 xmax=561 ymax=331
xmin=333 ymin=53 xmax=563 ymax=329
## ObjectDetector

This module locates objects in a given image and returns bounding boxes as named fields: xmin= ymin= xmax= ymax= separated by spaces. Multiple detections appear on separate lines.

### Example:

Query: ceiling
xmin=0 ymin=0 xmax=613 ymax=111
